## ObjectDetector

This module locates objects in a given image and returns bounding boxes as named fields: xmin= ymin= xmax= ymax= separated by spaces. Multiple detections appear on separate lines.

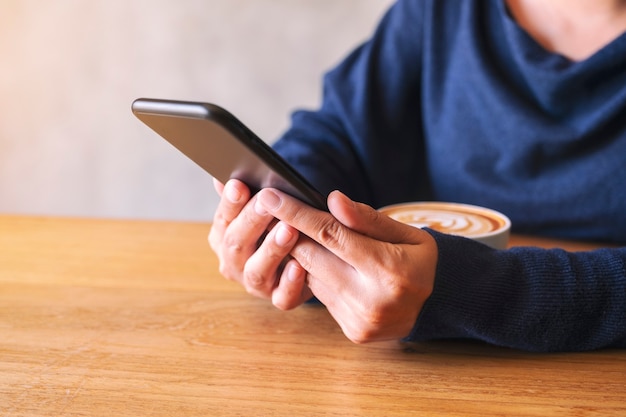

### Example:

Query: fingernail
xmin=225 ymin=182 xmax=242 ymax=203
xmin=254 ymin=198 xmax=267 ymax=215
xmin=286 ymin=262 xmax=300 ymax=282
xmin=334 ymin=190 xmax=355 ymax=208
xmin=258 ymin=190 xmax=281 ymax=211
xmin=275 ymin=224 xmax=294 ymax=247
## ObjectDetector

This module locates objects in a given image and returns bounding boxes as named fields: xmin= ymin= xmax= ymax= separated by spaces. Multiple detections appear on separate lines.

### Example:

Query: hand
xmin=255 ymin=188 xmax=438 ymax=343
xmin=208 ymin=179 xmax=313 ymax=309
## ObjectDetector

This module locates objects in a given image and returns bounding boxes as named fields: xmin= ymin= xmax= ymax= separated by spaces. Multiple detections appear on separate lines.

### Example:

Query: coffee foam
xmin=379 ymin=202 xmax=510 ymax=241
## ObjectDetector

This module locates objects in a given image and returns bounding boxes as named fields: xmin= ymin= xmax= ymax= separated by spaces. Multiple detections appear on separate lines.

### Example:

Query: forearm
xmin=410 ymin=230 xmax=626 ymax=352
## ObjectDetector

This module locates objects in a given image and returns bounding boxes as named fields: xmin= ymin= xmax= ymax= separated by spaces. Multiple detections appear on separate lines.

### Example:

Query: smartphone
xmin=131 ymin=98 xmax=327 ymax=211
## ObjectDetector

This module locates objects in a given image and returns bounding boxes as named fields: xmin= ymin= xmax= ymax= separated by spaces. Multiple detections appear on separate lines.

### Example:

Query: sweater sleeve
xmin=272 ymin=0 xmax=433 ymax=208
xmin=410 ymin=231 xmax=626 ymax=352
xmin=273 ymin=0 xmax=626 ymax=352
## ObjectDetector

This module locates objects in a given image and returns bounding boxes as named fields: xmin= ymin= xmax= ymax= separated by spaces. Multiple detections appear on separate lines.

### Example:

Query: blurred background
xmin=0 ymin=0 xmax=393 ymax=221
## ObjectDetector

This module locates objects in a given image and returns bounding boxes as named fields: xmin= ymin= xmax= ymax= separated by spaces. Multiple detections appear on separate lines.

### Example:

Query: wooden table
xmin=1 ymin=215 xmax=624 ymax=416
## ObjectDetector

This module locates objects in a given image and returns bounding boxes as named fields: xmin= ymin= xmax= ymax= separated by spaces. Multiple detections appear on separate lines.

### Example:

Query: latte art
xmin=391 ymin=209 xmax=500 ymax=236
xmin=378 ymin=202 xmax=511 ymax=249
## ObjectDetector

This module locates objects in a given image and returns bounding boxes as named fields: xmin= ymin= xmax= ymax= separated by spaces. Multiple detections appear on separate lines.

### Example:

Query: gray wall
xmin=0 ymin=0 xmax=393 ymax=221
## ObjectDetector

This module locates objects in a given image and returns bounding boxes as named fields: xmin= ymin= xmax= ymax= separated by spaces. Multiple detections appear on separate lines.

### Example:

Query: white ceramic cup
xmin=378 ymin=201 xmax=511 ymax=249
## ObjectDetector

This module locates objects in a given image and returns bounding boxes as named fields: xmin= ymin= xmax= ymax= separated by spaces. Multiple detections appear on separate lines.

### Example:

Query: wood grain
xmin=1 ymin=215 xmax=624 ymax=416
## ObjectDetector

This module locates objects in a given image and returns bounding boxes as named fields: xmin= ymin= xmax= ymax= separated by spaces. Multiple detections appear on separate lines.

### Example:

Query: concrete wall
xmin=0 ymin=0 xmax=393 ymax=221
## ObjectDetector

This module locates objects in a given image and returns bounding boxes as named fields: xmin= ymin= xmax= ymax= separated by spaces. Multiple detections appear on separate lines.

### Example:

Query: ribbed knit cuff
xmin=406 ymin=229 xmax=520 ymax=347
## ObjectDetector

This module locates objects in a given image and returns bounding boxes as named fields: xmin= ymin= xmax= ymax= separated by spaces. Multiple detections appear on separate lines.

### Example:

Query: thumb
xmin=327 ymin=191 xmax=422 ymax=244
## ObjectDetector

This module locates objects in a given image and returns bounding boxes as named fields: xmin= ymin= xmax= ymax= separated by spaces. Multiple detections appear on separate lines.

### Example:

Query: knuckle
xmin=208 ymin=216 xmax=227 ymax=247
xmin=292 ymin=243 xmax=314 ymax=272
xmin=222 ymin=232 xmax=245 ymax=257
xmin=363 ymin=306 xmax=386 ymax=328
xmin=344 ymin=304 xmax=391 ymax=344
xmin=314 ymin=219 xmax=346 ymax=249
xmin=217 ymin=261 xmax=237 ymax=282
xmin=208 ymin=230 xmax=220 ymax=252
xmin=241 ymin=203 xmax=266 ymax=227
xmin=218 ymin=263 xmax=228 ymax=277
xmin=243 ymin=269 xmax=265 ymax=290
xmin=366 ymin=205 xmax=386 ymax=225
xmin=358 ymin=302 xmax=387 ymax=331
xmin=345 ymin=326 xmax=376 ymax=344
xmin=242 ymin=266 xmax=270 ymax=292
xmin=212 ymin=210 xmax=231 ymax=230
xmin=214 ymin=239 xmax=245 ymax=282
xmin=272 ymin=297 xmax=294 ymax=311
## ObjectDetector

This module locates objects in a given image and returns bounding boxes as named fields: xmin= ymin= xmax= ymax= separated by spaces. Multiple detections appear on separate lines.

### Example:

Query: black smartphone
xmin=131 ymin=98 xmax=327 ymax=211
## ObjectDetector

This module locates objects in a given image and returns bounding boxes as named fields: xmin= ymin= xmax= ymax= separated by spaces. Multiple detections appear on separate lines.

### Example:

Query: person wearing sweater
xmin=209 ymin=0 xmax=626 ymax=352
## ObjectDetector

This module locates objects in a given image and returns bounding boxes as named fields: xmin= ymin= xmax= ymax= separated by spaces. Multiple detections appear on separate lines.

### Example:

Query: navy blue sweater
xmin=273 ymin=0 xmax=626 ymax=351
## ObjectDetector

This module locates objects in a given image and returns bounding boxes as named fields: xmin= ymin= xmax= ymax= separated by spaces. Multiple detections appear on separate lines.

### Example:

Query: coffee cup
xmin=378 ymin=201 xmax=511 ymax=249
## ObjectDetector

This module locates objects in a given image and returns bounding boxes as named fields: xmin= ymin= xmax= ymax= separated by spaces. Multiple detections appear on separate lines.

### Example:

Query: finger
xmin=271 ymin=259 xmax=313 ymax=310
xmin=286 ymin=240 xmax=362 ymax=339
xmin=292 ymin=235 xmax=422 ymax=344
xmin=243 ymin=222 xmax=299 ymax=298
xmin=327 ymin=190 xmax=423 ymax=243
xmin=209 ymin=179 xmax=250 ymax=250
xmin=218 ymin=195 xmax=277 ymax=282
xmin=255 ymin=188 xmax=383 ymax=270
xmin=210 ymin=180 xmax=279 ymax=283
xmin=288 ymin=234 xmax=359 ymax=306
xmin=213 ymin=177 xmax=225 ymax=197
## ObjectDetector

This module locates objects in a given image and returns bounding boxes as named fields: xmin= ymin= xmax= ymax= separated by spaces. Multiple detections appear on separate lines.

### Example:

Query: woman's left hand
xmin=255 ymin=189 xmax=439 ymax=343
